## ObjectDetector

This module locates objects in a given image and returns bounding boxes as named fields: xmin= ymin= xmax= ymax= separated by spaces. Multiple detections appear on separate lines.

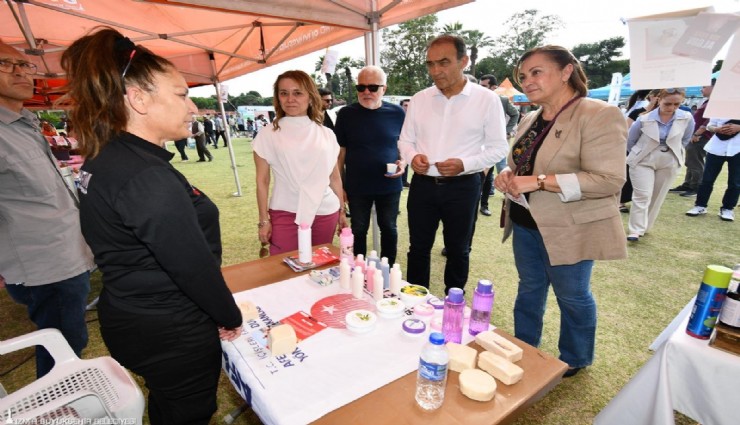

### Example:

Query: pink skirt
xmin=268 ymin=209 xmax=339 ymax=255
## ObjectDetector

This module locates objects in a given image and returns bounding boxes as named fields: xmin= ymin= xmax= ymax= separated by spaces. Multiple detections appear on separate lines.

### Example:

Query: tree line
xmin=190 ymin=9 xmax=669 ymax=109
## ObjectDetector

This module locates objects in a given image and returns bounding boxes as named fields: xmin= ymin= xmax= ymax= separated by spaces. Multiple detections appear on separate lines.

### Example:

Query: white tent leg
xmin=212 ymin=67 xmax=242 ymax=197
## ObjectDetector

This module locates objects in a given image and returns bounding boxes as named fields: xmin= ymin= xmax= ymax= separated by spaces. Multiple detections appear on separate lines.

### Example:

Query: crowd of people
xmin=1 ymin=25 xmax=737 ymax=424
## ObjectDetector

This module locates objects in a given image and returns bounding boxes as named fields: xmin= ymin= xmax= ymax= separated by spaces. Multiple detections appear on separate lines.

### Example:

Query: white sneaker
xmin=686 ymin=206 xmax=707 ymax=216
xmin=719 ymin=208 xmax=735 ymax=222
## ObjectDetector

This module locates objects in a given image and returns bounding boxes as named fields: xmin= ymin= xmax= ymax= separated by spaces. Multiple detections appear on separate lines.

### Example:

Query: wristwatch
xmin=537 ymin=174 xmax=547 ymax=191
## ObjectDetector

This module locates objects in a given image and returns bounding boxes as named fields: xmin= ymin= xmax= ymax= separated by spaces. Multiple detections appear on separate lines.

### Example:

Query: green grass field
xmin=1 ymin=136 xmax=736 ymax=424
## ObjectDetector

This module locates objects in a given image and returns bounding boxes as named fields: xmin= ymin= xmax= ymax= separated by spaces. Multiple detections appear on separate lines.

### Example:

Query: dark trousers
xmin=174 ymin=139 xmax=188 ymax=160
xmin=99 ymin=301 xmax=222 ymax=425
xmin=682 ymin=139 xmax=709 ymax=189
xmin=620 ymin=165 xmax=633 ymax=204
xmin=695 ymin=152 xmax=740 ymax=210
xmin=194 ymin=136 xmax=212 ymax=161
xmin=5 ymin=271 xmax=90 ymax=377
xmin=205 ymin=131 xmax=216 ymax=147
xmin=215 ymin=130 xmax=227 ymax=146
xmin=406 ymin=173 xmax=481 ymax=293
xmin=348 ymin=191 xmax=402 ymax=265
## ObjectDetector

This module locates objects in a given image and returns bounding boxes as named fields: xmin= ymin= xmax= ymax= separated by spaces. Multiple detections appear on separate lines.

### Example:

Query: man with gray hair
xmin=335 ymin=65 xmax=406 ymax=265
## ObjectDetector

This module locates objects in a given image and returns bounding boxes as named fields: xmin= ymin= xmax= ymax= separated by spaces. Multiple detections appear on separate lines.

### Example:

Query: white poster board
xmin=705 ymin=28 xmax=740 ymax=119
xmin=628 ymin=7 xmax=715 ymax=89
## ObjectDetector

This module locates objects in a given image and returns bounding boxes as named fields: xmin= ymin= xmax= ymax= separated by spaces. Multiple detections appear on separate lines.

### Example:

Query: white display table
xmin=595 ymin=300 xmax=740 ymax=425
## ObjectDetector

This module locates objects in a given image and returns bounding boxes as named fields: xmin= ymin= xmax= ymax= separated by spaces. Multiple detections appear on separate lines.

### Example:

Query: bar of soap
xmin=478 ymin=351 xmax=524 ymax=385
xmin=459 ymin=369 xmax=497 ymax=402
xmin=268 ymin=324 xmax=297 ymax=356
xmin=475 ymin=330 xmax=523 ymax=362
xmin=446 ymin=342 xmax=477 ymax=373
xmin=238 ymin=300 xmax=258 ymax=321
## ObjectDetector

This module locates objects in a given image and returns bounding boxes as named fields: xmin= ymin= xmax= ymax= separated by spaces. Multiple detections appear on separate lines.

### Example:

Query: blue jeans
xmin=5 ymin=271 xmax=91 ymax=377
xmin=695 ymin=152 xmax=740 ymax=210
xmin=348 ymin=191 xmax=401 ymax=265
xmin=406 ymin=173 xmax=480 ymax=293
xmin=512 ymin=223 xmax=596 ymax=368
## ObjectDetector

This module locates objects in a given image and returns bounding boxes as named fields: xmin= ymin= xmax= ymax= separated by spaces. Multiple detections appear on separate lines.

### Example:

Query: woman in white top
xmin=626 ymin=88 xmax=694 ymax=241
xmin=254 ymin=70 xmax=347 ymax=255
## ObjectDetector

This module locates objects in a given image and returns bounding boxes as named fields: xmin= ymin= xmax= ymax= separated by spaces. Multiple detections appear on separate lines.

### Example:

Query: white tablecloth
xmin=594 ymin=303 xmax=740 ymax=425
xmin=221 ymin=274 xmax=478 ymax=425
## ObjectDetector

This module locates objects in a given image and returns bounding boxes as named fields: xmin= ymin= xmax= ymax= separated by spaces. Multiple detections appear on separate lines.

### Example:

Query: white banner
xmin=320 ymin=49 xmax=339 ymax=75
xmin=628 ymin=8 xmax=715 ymax=89
xmin=607 ymin=73 xmax=623 ymax=105
xmin=705 ymin=28 xmax=740 ymax=119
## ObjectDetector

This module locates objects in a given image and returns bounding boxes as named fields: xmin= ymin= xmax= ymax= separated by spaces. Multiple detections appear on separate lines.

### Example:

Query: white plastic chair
xmin=0 ymin=329 xmax=144 ymax=422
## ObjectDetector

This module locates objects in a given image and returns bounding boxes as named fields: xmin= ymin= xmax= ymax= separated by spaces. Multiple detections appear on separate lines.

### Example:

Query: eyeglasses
xmin=664 ymin=88 xmax=686 ymax=94
xmin=355 ymin=84 xmax=384 ymax=93
xmin=121 ymin=49 xmax=137 ymax=80
xmin=0 ymin=59 xmax=37 ymax=75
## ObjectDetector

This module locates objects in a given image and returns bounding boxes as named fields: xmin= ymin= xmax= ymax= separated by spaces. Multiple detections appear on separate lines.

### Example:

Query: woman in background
xmin=626 ymin=88 xmax=694 ymax=241
xmin=495 ymin=45 xmax=627 ymax=378
xmin=254 ymin=70 xmax=347 ymax=255
xmin=62 ymin=27 xmax=242 ymax=424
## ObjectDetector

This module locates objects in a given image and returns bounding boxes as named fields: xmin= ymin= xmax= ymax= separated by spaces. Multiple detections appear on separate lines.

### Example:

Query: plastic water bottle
xmin=415 ymin=332 xmax=449 ymax=411
xmin=340 ymin=227 xmax=354 ymax=266
xmin=469 ymin=280 xmax=494 ymax=336
xmin=442 ymin=288 xmax=465 ymax=343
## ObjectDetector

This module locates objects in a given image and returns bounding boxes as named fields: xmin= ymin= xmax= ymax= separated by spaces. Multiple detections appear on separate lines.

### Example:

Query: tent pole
xmin=363 ymin=0 xmax=380 ymax=252
xmin=210 ymin=54 xmax=242 ymax=197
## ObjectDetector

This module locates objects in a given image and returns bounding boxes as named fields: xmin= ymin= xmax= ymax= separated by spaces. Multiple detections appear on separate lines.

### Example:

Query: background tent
xmin=493 ymin=77 xmax=524 ymax=100
xmin=587 ymin=71 xmax=721 ymax=100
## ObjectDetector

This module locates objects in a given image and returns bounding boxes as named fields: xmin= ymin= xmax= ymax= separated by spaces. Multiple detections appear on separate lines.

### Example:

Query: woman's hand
xmin=219 ymin=326 xmax=243 ymax=342
xmin=494 ymin=168 xmax=514 ymax=194
xmin=337 ymin=210 xmax=349 ymax=236
xmin=258 ymin=222 xmax=272 ymax=244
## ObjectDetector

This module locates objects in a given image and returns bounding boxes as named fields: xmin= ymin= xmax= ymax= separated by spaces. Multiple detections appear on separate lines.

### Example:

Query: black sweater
xmin=79 ymin=132 xmax=241 ymax=328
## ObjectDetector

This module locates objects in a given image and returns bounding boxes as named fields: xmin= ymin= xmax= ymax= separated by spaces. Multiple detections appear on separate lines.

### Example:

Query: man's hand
xmin=384 ymin=160 xmax=406 ymax=179
xmin=435 ymin=158 xmax=464 ymax=176
xmin=411 ymin=154 xmax=430 ymax=175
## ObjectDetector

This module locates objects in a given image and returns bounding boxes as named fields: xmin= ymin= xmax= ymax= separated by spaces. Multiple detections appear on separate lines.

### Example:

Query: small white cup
xmin=386 ymin=163 xmax=397 ymax=174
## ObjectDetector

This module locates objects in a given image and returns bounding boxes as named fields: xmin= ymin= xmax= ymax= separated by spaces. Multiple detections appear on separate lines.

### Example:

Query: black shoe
xmin=669 ymin=184 xmax=689 ymax=192
xmin=196 ymin=159 xmax=206 ymax=162
xmin=563 ymin=367 xmax=583 ymax=378
xmin=441 ymin=247 xmax=447 ymax=257
xmin=619 ymin=204 xmax=629 ymax=213
xmin=403 ymin=182 xmax=411 ymax=188
xmin=679 ymin=190 xmax=697 ymax=197
xmin=213 ymin=145 xmax=218 ymax=149
xmin=208 ymin=156 xmax=213 ymax=162
xmin=480 ymin=207 xmax=492 ymax=216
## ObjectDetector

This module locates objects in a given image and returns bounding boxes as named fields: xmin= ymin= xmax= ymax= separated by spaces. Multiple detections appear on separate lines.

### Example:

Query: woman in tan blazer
xmin=495 ymin=45 xmax=627 ymax=378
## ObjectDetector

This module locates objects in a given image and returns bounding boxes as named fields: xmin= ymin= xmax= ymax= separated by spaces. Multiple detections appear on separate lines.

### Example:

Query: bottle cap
xmin=703 ymin=265 xmax=733 ymax=288
xmin=447 ymin=288 xmax=464 ymax=303
xmin=381 ymin=257 xmax=389 ymax=265
xmin=429 ymin=332 xmax=445 ymax=345
xmin=476 ymin=280 xmax=493 ymax=294
xmin=299 ymin=223 xmax=310 ymax=230
xmin=356 ymin=254 xmax=364 ymax=261
xmin=369 ymin=250 xmax=378 ymax=258
xmin=392 ymin=263 xmax=401 ymax=270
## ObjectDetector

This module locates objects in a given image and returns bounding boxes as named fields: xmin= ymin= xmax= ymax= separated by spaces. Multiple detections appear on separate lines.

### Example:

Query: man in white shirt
xmin=398 ymin=35 xmax=509 ymax=293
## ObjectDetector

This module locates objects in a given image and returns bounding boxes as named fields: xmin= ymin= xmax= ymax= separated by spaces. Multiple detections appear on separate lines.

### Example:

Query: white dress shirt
xmin=398 ymin=81 xmax=509 ymax=176
xmin=704 ymin=118 xmax=740 ymax=157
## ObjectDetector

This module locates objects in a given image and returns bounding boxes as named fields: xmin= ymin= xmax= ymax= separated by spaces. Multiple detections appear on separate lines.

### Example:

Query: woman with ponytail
xmin=62 ymin=27 xmax=242 ymax=424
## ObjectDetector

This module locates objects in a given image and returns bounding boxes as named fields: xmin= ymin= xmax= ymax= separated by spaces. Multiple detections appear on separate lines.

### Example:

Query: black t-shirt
xmin=79 ymin=132 xmax=241 ymax=328
xmin=509 ymin=115 xmax=549 ymax=229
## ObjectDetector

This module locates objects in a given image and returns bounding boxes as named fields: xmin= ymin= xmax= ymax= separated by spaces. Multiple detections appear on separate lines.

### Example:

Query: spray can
xmin=686 ymin=265 xmax=733 ymax=339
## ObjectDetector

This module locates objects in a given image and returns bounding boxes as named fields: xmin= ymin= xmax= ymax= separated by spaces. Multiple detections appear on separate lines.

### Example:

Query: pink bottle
xmin=340 ymin=227 xmax=354 ymax=266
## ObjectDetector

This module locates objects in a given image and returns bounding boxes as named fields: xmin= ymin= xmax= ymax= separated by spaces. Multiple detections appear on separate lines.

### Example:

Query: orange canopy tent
xmin=2 ymin=0 xmax=472 ymax=194
xmin=493 ymin=77 xmax=523 ymax=100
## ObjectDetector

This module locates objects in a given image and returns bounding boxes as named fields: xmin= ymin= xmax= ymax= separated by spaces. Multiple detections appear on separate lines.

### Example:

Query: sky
xmin=189 ymin=0 xmax=739 ymax=98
